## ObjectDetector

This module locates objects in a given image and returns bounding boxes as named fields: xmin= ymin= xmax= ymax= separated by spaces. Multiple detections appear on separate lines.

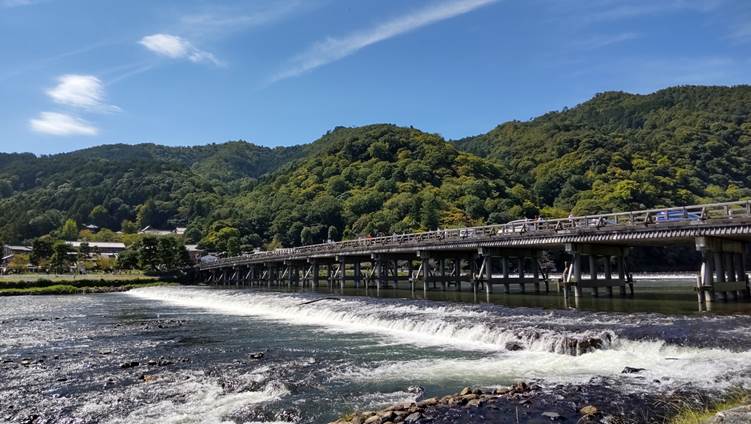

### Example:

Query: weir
xmin=198 ymin=201 xmax=751 ymax=303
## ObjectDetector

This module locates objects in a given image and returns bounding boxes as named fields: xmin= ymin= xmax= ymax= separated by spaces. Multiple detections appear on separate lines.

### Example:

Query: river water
xmin=2 ymin=281 xmax=751 ymax=423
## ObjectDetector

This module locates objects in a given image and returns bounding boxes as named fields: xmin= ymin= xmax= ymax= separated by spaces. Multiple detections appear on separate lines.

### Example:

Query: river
xmin=1 ymin=280 xmax=751 ymax=423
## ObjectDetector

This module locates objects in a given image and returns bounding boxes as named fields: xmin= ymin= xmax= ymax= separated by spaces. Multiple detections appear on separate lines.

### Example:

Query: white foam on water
xmin=337 ymin=338 xmax=751 ymax=390
xmin=127 ymin=287 xmax=751 ymax=391
xmin=94 ymin=370 xmax=289 ymax=424
xmin=127 ymin=287 xmax=613 ymax=354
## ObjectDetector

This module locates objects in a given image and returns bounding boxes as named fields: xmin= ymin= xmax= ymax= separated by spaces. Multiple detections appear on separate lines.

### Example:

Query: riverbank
xmin=0 ymin=275 xmax=174 ymax=296
xmin=331 ymin=383 xmax=743 ymax=424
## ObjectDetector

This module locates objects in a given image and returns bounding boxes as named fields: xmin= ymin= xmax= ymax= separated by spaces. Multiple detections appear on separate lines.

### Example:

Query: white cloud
xmin=29 ymin=112 xmax=98 ymax=136
xmin=46 ymin=74 xmax=119 ymax=112
xmin=139 ymin=33 xmax=222 ymax=65
xmin=544 ymin=0 xmax=725 ymax=25
xmin=273 ymin=0 xmax=497 ymax=82
xmin=180 ymin=0 xmax=307 ymax=35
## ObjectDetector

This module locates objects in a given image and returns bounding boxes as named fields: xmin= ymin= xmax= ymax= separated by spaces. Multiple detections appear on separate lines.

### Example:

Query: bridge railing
xmin=201 ymin=200 xmax=751 ymax=268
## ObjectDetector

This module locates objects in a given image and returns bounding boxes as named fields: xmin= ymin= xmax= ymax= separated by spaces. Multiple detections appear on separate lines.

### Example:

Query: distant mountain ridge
xmin=1 ymin=85 xmax=749 ymax=247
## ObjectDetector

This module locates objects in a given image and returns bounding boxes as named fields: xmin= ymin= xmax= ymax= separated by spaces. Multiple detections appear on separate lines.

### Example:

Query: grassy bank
xmin=668 ymin=391 xmax=749 ymax=424
xmin=0 ymin=274 xmax=174 ymax=296
xmin=0 ymin=272 xmax=155 ymax=283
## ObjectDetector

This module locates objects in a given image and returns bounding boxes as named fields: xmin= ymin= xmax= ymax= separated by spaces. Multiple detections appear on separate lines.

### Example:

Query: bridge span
xmin=197 ymin=201 xmax=751 ymax=305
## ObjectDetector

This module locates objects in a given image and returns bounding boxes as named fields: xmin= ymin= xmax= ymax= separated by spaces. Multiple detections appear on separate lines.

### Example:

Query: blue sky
xmin=1 ymin=0 xmax=750 ymax=154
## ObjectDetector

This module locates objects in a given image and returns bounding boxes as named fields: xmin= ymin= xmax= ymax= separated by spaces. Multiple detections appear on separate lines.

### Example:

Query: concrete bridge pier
xmin=695 ymin=237 xmax=749 ymax=304
xmin=565 ymin=244 xmax=631 ymax=298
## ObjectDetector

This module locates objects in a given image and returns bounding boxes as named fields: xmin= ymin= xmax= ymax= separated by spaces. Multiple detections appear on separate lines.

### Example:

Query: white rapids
xmin=128 ymin=286 xmax=751 ymax=392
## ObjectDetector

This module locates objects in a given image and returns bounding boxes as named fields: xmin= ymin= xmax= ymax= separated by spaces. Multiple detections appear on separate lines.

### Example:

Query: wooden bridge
xmin=197 ymin=201 xmax=751 ymax=304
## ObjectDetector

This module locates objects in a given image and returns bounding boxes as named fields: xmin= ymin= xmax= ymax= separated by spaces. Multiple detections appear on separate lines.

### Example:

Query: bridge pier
xmin=564 ymin=244 xmax=631 ymax=298
xmin=695 ymin=237 xmax=749 ymax=304
xmin=477 ymin=248 xmax=549 ymax=295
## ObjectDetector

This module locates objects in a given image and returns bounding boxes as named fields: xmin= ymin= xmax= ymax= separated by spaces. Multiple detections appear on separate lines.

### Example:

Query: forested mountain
xmin=1 ymin=85 xmax=750 ymax=250
xmin=454 ymin=85 xmax=751 ymax=215
xmin=0 ymin=141 xmax=306 ymax=243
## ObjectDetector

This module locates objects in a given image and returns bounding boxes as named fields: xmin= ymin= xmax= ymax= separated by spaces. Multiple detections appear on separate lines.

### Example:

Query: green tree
xmin=327 ymin=225 xmax=339 ymax=242
xmin=49 ymin=241 xmax=71 ymax=273
xmin=420 ymin=193 xmax=440 ymax=230
xmin=300 ymin=227 xmax=313 ymax=245
xmin=117 ymin=249 xmax=139 ymax=270
xmin=136 ymin=199 xmax=159 ymax=229
xmin=89 ymin=205 xmax=109 ymax=228
xmin=78 ymin=242 xmax=91 ymax=258
xmin=31 ymin=236 xmax=55 ymax=265
xmin=59 ymin=219 xmax=78 ymax=241
xmin=138 ymin=236 xmax=160 ymax=272
xmin=121 ymin=219 xmax=138 ymax=234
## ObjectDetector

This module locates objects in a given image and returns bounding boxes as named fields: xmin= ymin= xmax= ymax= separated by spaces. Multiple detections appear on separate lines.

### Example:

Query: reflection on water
xmin=244 ymin=278 xmax=751 ymax=315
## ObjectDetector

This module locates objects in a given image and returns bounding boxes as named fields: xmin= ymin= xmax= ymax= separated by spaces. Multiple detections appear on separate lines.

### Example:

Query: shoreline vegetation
xmin=0 ymin=274 xmax=174 ymax=296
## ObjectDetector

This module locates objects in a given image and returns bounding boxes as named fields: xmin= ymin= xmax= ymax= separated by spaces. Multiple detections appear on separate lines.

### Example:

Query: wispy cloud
xmin=272 ymin=0 xmax=497 ymax=82
xmin=2 ymin=0 xmax=43 ymax=8
xmin=139 ymin=33 xmax=223 ymax=66
xmin=573 ymin=32 xmax=640 ymax=50
xmin=180 ymin=0 xmax=309 ymax=37
xmin=46 ymin=74 xmax=120 ymax=112
xmin=29 ymin=112 xmax=98 ymax=136
xmin=544 ymin=0 xmax=725 ymax=25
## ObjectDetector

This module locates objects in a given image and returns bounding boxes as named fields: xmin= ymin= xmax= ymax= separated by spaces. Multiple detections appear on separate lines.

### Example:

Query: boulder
xmin=505 ymin=341 xmax=524 ymax=351
xmin=363 ymin=415 xmax=381 ymax=424
xmin=417 ymin=397 xmax=437 ymax=408
xmin=580 ymin=405 xmax=598 ymax=416
xmin=542 ymin=411 xmax=562 ymax=421
xmin=141 ymin=374 xmax=158 ymax=383
xmin=621 ymin=367 xmax=646 ymax=374
xmin=404 ymin=412 xmax=422 ymax=423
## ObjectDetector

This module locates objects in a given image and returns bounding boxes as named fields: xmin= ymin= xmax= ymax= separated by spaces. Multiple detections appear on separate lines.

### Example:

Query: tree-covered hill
xmin=219 ymin=124 xmax=523 ymax=250
xmin=454 ymin=85 xmax=751 ymax=215
xmin=1 ymin=85 xmax=750 ymax=249
xmin=0 ymin=141 xmax=305 ymax=242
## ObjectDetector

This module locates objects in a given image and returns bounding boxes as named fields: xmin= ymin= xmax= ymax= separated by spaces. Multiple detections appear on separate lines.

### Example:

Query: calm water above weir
xmin=2 ymin=282 xmax=751 ymax=423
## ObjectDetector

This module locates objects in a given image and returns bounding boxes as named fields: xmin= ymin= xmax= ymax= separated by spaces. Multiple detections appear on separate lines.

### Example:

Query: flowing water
xmin=2 ymin=281 xmax=751 ymax=423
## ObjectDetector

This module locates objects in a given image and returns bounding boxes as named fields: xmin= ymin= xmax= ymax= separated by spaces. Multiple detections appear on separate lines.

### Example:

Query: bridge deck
xmin=199 ymin=201 xmax=751 ymax=270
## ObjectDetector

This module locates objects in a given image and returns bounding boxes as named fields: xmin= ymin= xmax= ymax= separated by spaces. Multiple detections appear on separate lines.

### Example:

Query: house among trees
xmin=1 ymin=245 xmax=34 ymax=274
xmin=138 ymin=226 xmax=176 ymax=236
xmin=64 ymin=241 xmax=126 ymax=257
xmin=83 ymin=224 xmax=100 ymax=232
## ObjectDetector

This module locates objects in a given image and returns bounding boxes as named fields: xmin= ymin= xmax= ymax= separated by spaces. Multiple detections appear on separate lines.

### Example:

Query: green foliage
xmin=234 ymin=124 xmax=513 ymax=244
xmin=59 ymin=219 xmax=78 ymax=241
xmin=121 ymin=219 xmax=138 ymax=234
xmin=49 ymin=241 xmax=71 ymax=273
xmin=122 ymin=236 xmax=189 ymax=273
xmin=31 ymin=236 xmax=54 ymax=265
xmin=455 ymin=85 xmax=751 ymax=213
xmin=1 ymin=86 xmax=750 ymax=251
